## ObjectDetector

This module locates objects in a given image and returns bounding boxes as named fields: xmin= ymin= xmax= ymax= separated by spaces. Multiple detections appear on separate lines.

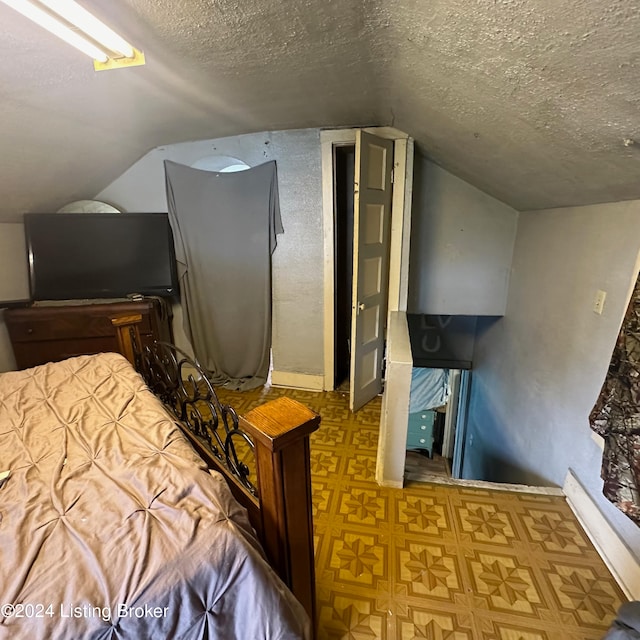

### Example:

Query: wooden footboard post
xmin=240 ymin=397 xmax=320 ymax=631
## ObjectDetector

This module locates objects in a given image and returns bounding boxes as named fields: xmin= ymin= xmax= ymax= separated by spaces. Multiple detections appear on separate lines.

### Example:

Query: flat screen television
xmin=24 ymin=213 xmax=179 ymax=301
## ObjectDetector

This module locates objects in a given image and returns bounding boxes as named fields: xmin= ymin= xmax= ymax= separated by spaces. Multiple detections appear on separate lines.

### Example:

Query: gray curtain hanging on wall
xmin=164 ymin=159 xmax=283 ymax=390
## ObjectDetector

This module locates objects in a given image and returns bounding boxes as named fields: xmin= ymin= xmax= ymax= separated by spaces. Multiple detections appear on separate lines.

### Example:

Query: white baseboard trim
xmin=563 ymin=469 xmax=640 ymax=600
xmin=376 ymin=477 xmax=404 ymax=489
xmin=405 ymin=473 xmax=564 ymax=495
xmin=270 ymin=371 xmax=324 ymax=392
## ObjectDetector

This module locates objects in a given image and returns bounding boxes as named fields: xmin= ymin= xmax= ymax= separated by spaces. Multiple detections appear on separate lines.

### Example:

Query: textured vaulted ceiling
xmin=0 ymin=0 xmax=639 ymax=222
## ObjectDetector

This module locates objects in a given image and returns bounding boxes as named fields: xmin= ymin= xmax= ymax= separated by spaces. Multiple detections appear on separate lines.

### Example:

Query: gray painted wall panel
xmin=408 ymin=155 xmax=519 ymax=316
xmin=467 ymin=200 xmax=640 ymax=558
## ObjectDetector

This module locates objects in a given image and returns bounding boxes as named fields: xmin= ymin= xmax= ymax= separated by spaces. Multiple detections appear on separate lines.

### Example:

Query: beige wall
xmin=0 ymin=223 xmax=28 ymax=371
xmin=0 ymin=223 xmax=29 ymax=302
xmin=0 ymin=314 xmax=16 ymax=373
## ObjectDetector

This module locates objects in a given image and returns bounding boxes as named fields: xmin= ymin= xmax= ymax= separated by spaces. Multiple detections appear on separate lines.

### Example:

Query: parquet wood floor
xmin=216 ymin=385 xmax=626 ymax=640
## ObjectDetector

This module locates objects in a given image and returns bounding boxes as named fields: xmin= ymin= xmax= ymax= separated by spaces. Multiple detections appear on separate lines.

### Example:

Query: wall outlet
xmin=593 ymin=290 xmax=607 ymax=315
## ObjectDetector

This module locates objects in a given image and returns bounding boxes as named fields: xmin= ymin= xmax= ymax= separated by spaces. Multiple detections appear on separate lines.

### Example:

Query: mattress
xmin=0 ymin=353 xmax=309 ymax=639
xmin=409 ymin=366 xmax=450 ymax=413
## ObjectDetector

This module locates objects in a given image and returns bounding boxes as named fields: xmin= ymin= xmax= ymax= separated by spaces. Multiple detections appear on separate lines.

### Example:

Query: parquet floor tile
xmin=216 ymin=384 xmax=626 ymax=639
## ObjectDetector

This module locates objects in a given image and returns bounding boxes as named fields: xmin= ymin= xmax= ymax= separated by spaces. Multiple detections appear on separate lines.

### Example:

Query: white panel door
xmin=349 ymin=130 xmax=394 ymax=412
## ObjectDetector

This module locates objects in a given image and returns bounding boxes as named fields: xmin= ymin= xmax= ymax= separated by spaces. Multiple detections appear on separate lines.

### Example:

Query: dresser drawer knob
xmin=421 ymin=414 xmax=427 ymax=418
xmin=421 ymin=425 xmax=427 ymax=430
xmin=419 ymin=438 xmax=426 ymax=444
xmin=26 ymin=328 xmax=34 ymax=334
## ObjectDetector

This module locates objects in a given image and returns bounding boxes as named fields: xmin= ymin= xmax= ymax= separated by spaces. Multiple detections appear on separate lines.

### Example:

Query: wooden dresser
xmin=5 ymin=299 xmax=172 ymax=370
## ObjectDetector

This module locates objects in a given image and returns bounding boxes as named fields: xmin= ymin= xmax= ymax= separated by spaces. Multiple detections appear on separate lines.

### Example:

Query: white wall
xmin=0 ymin=223 xmax=29 ymax=303
xmin=0 ymin=223 xmax=29 ymax=372
xmin=468 ymin=200 xmax=640 ymax=558
xmin=97 ymin=129 xmax=324 ymax=378
xmin=408 ymin=155 xmax=519 ymax=315
xmin=0 ymin=314 xmax=16 ymax=373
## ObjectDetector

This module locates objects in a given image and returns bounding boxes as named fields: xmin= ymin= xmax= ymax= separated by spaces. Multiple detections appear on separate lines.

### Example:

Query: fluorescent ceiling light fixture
xmin=1 ymin=0 xmax=140 ymax=64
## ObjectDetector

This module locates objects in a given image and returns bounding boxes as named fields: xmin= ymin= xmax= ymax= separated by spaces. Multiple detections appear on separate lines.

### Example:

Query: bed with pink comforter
xmin=0 ymin=353 xmax=309 ymax=639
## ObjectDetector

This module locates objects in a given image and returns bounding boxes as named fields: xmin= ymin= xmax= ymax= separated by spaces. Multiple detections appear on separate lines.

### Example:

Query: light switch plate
xmin=593 ymin=290 xmax=607 ymax=315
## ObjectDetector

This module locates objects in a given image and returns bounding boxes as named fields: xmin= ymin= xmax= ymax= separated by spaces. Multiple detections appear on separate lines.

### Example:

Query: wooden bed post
xmin=240 ymin=396 xmax=320 ymax=629
xmin=111 ymin=313 xmax=143 ymax=366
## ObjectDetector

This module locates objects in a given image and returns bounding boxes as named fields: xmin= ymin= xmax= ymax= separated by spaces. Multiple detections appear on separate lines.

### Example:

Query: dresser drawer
xmin=6 ymin=303 xmax=154 ymax=342
xmin=406 ymin=410 xmax=435 ymax=453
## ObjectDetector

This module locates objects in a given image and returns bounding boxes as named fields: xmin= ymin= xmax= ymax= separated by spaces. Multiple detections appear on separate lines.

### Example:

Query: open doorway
xmin=322 ymin=128 xmax=413 ymax=413
xmin=401 ymin=314 xmax=475 ymax=482
xmin=332 ymin=132 xmax=394 ymax=410
xmin=333 ymin=145 xmax=355 ymax=391
xmin=404 ymin=368 xmax=471 ymax=482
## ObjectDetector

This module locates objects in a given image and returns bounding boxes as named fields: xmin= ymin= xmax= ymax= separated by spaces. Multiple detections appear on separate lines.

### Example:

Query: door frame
xmin=321 ymin=127 xmax=414 ymax=391
xmin=451 ymin=370 xmax=471 ymax=478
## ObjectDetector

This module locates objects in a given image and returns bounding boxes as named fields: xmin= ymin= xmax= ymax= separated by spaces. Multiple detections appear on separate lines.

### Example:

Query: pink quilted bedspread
xmin=0 ymin=353 xmax=308 ymax=639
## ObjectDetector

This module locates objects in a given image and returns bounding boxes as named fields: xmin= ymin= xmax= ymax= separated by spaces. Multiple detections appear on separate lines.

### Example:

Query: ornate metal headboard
xmin=139 ymin=341 xmax=257 ymax=497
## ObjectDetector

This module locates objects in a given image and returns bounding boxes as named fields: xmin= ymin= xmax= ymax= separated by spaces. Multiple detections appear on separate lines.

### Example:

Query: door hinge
xmin=391 ymin=168 xmax=395 ymax=184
